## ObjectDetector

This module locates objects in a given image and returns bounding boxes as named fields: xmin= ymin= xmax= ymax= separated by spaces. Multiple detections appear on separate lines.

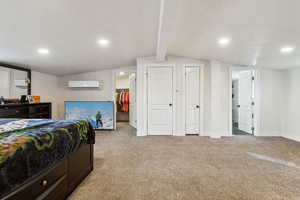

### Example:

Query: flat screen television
xmin=64 ymin=101 xmax=114 ymax=130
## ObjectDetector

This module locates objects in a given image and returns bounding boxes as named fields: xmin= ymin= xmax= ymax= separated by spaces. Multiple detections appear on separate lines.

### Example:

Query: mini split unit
xmin=68 ymin=81 xmax=100 ymax=88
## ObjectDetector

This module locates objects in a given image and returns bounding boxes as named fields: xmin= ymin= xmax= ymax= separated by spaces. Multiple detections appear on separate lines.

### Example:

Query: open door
xmin=238 ymin=71 xmax=254 ymax=134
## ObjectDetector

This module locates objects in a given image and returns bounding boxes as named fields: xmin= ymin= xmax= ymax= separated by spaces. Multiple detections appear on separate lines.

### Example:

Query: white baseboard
xmin=258 ymin=131 xmax=281 ymax=137
xmin=282 ymin=133 xmax=300 ymax=142
xmin=210 ymin=135 xmax=222 ymax=139
xmin=137 ymin=130 xmax=147 ymax=136
xmin=207 ymin=131 xmax=231 ymax=138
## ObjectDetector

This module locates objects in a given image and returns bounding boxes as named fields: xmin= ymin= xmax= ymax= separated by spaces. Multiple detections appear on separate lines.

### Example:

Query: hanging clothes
xmin=116 ymin=89 xmax=129 ymax=112
xmin=122 ymin=91 xmax=129 ymax=112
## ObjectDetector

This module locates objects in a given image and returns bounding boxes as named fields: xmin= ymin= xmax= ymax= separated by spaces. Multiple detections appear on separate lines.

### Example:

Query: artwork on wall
xmin=65 ymin=101 xmax=114 ymax=130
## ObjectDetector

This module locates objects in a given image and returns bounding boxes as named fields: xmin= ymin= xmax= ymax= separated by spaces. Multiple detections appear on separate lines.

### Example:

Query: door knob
xmin=169 ymin=103 xmax=173 ymax=107
xmin=196 ymin=105 xmax=200 ymax=108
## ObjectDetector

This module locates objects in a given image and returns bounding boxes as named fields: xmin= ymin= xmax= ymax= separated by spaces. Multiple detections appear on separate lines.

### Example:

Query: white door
xmin=238 ymin=71 xmax=253 ymax=134
xmin=185 ymin=67 xmax=200 ymax=134
xmin=232 ymin=80 xmax=239 ymax=124
xmin=148 ymin=67 xmax=173 ymax=135
xmin=129 ymin=73 xmax=137 ymax=128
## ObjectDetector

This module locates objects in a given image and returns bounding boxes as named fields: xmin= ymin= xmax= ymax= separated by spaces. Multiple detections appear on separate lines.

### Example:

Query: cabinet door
xmin=29 ymin=104 xmax=51 ymax=119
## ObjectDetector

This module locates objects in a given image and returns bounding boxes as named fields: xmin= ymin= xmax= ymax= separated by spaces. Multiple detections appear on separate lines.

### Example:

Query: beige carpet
xmin=68 ymin=123 xmax=300 ymax=200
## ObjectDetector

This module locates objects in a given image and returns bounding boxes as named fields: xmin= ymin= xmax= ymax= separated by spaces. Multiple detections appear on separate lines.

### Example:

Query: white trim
xmin=146 ymin=64 xmax=176 ymax=136
xmin=254 ymin=68 xmax=261 ymax=136
xmin=229 ymin=66 xmax=261 ymax=136
xmin=200 ymin=65 xmax=205 ymax=136
xmin=112 ymin=67 xmax=137 ymax=131
xmin=282 ymin=134 xmax=300 ymax=142
xmin=111 ymin=72 xmax=117 ymax=130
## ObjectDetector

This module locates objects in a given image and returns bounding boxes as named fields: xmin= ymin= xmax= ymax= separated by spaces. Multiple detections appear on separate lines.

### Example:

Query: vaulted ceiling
xmin=1 ymin=0 xmax=299 ymax=75
xmin=0 ymin=0 xmax=160 ymax=75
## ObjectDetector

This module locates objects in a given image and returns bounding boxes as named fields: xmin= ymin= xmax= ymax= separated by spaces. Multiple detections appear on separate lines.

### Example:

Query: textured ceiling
xmin=0 ymin=0 xmax=299 ymax=75
xmin=169 ymin=0 xmax=300 ymax=69
xmin=0 ymin=0 xmax=160 ymax=75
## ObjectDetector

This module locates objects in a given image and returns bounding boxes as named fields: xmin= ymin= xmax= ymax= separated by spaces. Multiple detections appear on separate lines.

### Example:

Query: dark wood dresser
xmin=0 ymin=103 xmax=52 ymax=119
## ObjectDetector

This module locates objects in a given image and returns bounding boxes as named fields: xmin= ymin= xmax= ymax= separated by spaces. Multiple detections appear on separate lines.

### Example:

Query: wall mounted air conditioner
xmin=15 ymin=80 xmax=28 ymax=87
xmin=68 ymin=81 xmax=100 ymax=88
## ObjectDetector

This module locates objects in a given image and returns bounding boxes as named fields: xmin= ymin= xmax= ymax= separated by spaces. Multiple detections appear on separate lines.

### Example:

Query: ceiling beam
xmin=156 ymin=0 xmax=179 ymax=61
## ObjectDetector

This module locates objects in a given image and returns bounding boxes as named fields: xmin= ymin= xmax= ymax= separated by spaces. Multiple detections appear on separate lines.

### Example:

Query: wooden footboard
xmin=2 ymin=144 xmax=94 ymax=200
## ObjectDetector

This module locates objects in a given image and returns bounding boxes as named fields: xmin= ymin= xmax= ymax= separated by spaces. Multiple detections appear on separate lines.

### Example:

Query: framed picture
xmin=27 ymin=95 xmax=35 ymax=103
xmin=64 ymin=101 xmax=114 ymax=130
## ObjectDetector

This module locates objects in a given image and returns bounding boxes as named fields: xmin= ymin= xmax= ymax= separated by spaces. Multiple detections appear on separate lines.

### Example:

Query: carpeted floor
xmin=68 ymin=123 xmax=300 ymax=200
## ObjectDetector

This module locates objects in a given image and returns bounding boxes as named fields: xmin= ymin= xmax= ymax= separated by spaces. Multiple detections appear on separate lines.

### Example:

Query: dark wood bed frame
xmin=2 ymin=143 xmax=94 ymax=200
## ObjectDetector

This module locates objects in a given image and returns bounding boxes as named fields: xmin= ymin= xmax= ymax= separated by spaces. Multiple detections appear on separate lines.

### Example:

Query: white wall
xmin=136 ymin=56 xmax=290 ymax=138
xmin=257 ymin=69 xmax=284 ymax=136
xmin=116 ymin=74 xmax=130 ymax=89
xmin=28 ymin=61 xmax=296 ymax=140
xmin=282 ymin=68 xmax=300 ymax=141
xmin=208 ymin=61 xmax=230 ymax=138
xmin=59 ymin=69 xmax=114 ymax=119
xmin=31 ymin=71 xmax=62 ymax=119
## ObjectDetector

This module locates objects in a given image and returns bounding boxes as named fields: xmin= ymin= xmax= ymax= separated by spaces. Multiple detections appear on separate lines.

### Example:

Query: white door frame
xmin=229 ymin=66 xmax=261 ymax=136
xmin=146 ymin=64 xmax=176 ymax=136
xmin=183 ymin=64 xmax=204 ymax=136
xmin=112 ymin=67 xmax=137 ymax=130
xmin=129 ymin=73 xmax=137 ymax=128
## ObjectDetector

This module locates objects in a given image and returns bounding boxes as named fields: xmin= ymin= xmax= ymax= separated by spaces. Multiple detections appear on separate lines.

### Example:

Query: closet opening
xmin=231 ymin=69 xmax=255 ymax=136
xmin=114 ymin=71 xmax=137 ymax=130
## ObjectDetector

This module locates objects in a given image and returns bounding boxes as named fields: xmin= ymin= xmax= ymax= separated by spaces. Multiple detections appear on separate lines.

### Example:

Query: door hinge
xmin=251 ymin=102 xmax=255 ymax=106
xmin=252 ymin=76 xmax=255 ymax=81
xmin=252 ymin=113 xmax=254 ymax=119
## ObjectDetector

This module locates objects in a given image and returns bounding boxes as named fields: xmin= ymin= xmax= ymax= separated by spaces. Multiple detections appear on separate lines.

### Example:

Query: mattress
xmin=0 ymin=119 xmax=95 ymax=198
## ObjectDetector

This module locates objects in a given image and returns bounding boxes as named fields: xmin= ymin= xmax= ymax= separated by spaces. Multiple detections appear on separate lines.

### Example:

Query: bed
xmin=0 ymin=119 xmax=95 ymax=200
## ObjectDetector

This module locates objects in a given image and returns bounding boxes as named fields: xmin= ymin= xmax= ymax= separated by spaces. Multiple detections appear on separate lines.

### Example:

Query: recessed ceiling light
xmin=98 ymin=38 xmax=110 ymax=47
xmin=119 ymin=71 xmax=125 ymax=76
xmin=37 ymin=48 xmax=50 ymax=55
xmin=218 ymin=37 xmax=230 ymax=46
xmin=280 ymin=46 xmax=294 ymax=54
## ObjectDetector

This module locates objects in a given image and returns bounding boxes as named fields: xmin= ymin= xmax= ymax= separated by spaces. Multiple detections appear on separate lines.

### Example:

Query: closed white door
xmin=148 ymin=67 xmax=173 ymax=135
xmin=185 ymin=67 xmax=200 ymax=134
xmin=238 ymin=71 xmax=253 ymax=134
xmin=129 ymin=73 xmax=137 ymax=128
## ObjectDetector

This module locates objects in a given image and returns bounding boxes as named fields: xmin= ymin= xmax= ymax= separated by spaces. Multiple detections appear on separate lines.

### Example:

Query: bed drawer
xmin=4 ymin=160 xmax=67 ymax=200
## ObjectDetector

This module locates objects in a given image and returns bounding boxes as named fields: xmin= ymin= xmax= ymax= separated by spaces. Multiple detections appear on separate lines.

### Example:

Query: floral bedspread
xmin=0 ymin=119 xmax=95 ymax=198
